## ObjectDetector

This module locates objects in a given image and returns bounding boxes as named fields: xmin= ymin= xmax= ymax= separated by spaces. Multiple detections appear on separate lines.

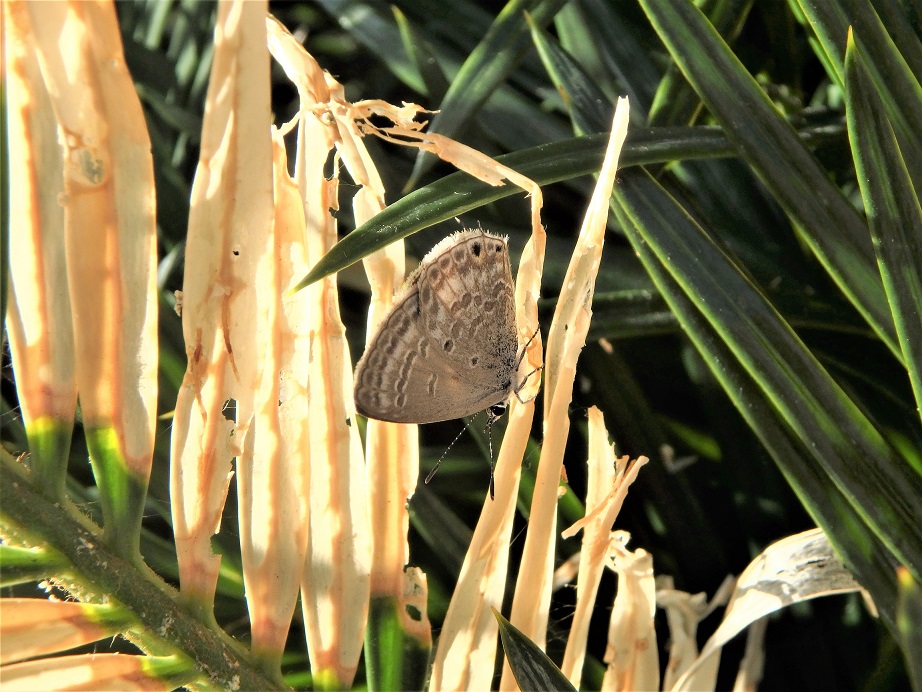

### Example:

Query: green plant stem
xmin=0 ymin=451 xmax=286 ymax=691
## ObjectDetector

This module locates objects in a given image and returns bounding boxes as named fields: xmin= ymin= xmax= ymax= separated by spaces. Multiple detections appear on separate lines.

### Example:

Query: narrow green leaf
xmin=579 ymin=343 xmax=733 ymax=577
xmin=527 ymin=14 xmax=613 ymax=135
xmin=315 ymin=0 xmax=425 ymax=93
xmin=134 ymin=83 xmax=203 ymax=139
xmin=789 ymin=0 xmax=850 ymax=87
xmin=295 ymin=120 xmax=844 ymax=289
xmin=611 ymin=169 xmax=922 ymax=582
xmin=553 ymin=3 xmax=620 ymax=104
xmin=365 ymin=593 xmax=430 ymax=690
xmin=793 ymin=0 xmax=922 ymax=190
xmin=392 ymin=6 xmax=450 ymax=100
xmin=610 ymin=179 xmax=905 ymax=628
xmin=553 ymin=0 xmax=660 ymax=112
xmin=845 ymin=35 xmax=922 ymax=424
xmin=405 ymin=0 xmax=494 ymax=48
xmin=409 ymin=487 xmax=472 ymax=586
xmin=871 ymin=0 xmax=922 ymax=77
xmin=572 ymin=289 xmax=677 ymax=340
xmin=639 ymin=0 xmax=900 ymax=358
xmin=294 ymin=126 xmax=736 ymax=289
xmin=648 ymin=0 xmax=754 ymax=126
xmin=0 ymin=545 xmax=67 ymax=586
xmin=406 ymin=0 xmax=568 ymax=187
xmin=494 ymin=608 xmax=576 ymax=692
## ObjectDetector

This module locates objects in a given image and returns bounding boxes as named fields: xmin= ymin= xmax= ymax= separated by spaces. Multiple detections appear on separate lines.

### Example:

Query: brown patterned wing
xmin=353 ymin=230 xmax=520 ymax=424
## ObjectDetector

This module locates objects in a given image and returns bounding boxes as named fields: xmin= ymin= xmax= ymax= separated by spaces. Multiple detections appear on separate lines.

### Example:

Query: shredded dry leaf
xmin=4 ymin=2 xmax=77 ymax=446
xmin=268 ymin=14 xmax=555 ymax=689
xmin=23 ymin=0 xmax=158 ymax=476
xmin=560 ymin=407 xmax=649 ymax=687
xmin=402 ymin=567 xmax=433 ymax=646
xmin=670 ymin=528 xmax=869 ymax=691
xmin=236 ymin=129 xmax=312 ymax=667
xmin=170 ymin=0 xmax=274 ymax=604
xmin=602 ymin=531 xmax=659 ymax=692
xmin=0 ymin=600 xmax=124 ymax=666
xmin=268 ymin=16 xmax=380 ymax=686
xmin=553 ymin=552 xmax=582 ymax=591
xmin=500 ymin=98 xmax=631 ymax=691
xmin=428 ymin=415 xmax=535 ymax=691
xmin=266 ymin=22 xmax=413 ymax=598
xmin=0 ymin=654 xmax=182 ymax=692
xmin=7 ymin=0 xmax=159 ymax=510
xmin=423 ymin=97 xmax=549 ymax=692
xmin=732 ymin=616 xmax=768 ymax=692
xmin=658 ymin=575 xmax=733 ymax=691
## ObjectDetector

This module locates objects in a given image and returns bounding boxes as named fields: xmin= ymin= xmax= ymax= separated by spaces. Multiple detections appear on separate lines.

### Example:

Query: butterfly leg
xmin=513 ymin=366 xmax=544 ymax=405
xmin=514 ymin=325 xmax=542 ymax=370
xmin=512 ymin=325 xmax=544 ymax=405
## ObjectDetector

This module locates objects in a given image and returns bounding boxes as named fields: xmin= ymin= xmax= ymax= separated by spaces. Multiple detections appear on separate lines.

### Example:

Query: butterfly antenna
xmin=425 ymin=423 xmax=470 ymax=486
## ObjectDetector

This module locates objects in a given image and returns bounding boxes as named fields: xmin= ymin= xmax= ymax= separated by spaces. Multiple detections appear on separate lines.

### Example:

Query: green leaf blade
xmin=295 ymin=126 xmax=737 ymax=288
xmin=494 ymin=608 xmax=577 ymax=692
xmin=844 ymin=34 xmax=922 ymax=424
xmin=611 ymin=169 xmax=922 ymax=586
xmin=638 ymin=0 xmax=900 ymax=357
xmin=405 ymin=0 xmax=568 ymax=187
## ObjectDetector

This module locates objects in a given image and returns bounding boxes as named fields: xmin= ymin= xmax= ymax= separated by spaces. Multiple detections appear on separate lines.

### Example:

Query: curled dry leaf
xmin=670 ymin=528 xmax=869 ymax=691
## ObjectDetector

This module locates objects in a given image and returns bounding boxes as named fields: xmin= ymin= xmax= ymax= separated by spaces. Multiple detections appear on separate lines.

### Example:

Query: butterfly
xmin=353 ymin=229 xmax=532 ymax=425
